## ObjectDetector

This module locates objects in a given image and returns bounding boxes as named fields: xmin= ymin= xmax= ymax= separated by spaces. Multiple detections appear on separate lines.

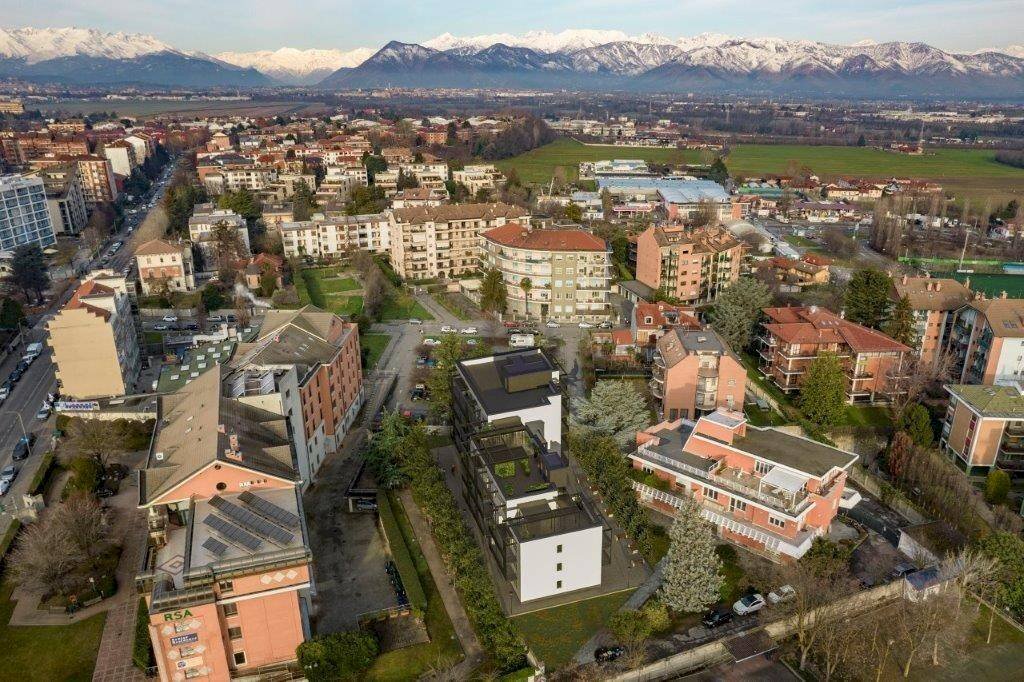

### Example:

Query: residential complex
xmin=451 ymin=164 xmax=506 ymax=194
xmin=635 ymin=225 xmax=742 ymax=305
xmin=30 ymin=163 xmax=88 ymax=235
xmin=0 ymin=174 xmax=57 ymax=251
xmin=947 ymin=296 xmax=1024 ymax=385
xmin=135 ymin=368 xmax=312 ymax=681
xmin=757 ymin=306 xmax=910 ymax=404
xmin=940 ymin=383 xmax=1024 ymax=477
xmin=481 ymin=223 xmax=612 ymax=323
xmin=388 ymin=203 xmax=529 ymax=280
xmin=48 ymin=276 xmax=140 ymax=398
xmin=758 ymin=254 xmax=831 ymax=290
xmin=630 ymin=409 xmax=857 ymax=561
xmin=890 ymin=275 xmax=972 ymax=368
xmin=650 ymin=328 xmax=747 ymax=421
xmin=135 ymin=239 xmax=196 ymax=295
xmin=280 ymin=212 xmax=390 ymax=258
xmin=102 ymin=140 xmax=138 ymax=178
xmin=189 ymin=204 xmax=252 ymax=266
xmin=451 ymin=350 xmax=609 ymax=604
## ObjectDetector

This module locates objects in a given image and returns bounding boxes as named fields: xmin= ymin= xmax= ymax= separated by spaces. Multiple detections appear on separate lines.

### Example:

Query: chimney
xmin=964 ymin=277 xmax=971 ymax=290
xmin=1002 ymin=291 xmax=1009 ymax=300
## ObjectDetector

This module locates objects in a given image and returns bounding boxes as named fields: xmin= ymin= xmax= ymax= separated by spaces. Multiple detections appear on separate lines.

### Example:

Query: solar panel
xmin=209 ymin=495 xmax=295 ymax=546
xmin=238 ymin=490 xmax=301 ymax=529
xmin=202 ymin=537 xmax=228 ymax=557
xmin=202 ymin=514 xmax=263 ymax=552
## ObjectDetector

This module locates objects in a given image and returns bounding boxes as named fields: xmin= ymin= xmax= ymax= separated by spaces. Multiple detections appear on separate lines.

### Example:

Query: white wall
xmin=994 ymin=338 xmax=1024 ymax=383
xmin=518 ymin=525 xmax=603 ymax=602
xmin=489 ymin=396 xmax=563 ymax=449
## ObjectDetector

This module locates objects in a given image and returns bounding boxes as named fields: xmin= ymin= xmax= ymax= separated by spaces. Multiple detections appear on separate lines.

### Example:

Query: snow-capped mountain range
xmin=2 ymin=26 xmax=1024 ymax=95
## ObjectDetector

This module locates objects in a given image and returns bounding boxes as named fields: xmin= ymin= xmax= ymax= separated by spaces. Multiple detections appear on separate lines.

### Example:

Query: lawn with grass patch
xmin=326 ymin=293 xmax=363 ymax=317
xmin=0 ymin=577 xmax=107 ymax=681
xmin=920 ymin=601 xmax=1024 ymax=681
xmin=318 ymin=276 xmax=360 ymax=293
xmin=841 ymin=405 xmax=892 ymax=429
xmin=496 ymin=138 xmax=694 ymax=185
xmin=361 ymin=333 xmax=392 ymax=369
xmin=380 ymin=294 xmax=433 ymax=321
xmin=512 ymin=590 xmax=631 ymax=668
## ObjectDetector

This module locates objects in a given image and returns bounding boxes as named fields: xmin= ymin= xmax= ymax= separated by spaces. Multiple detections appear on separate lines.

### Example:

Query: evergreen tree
xmin=519 ymin=277 xmax=532 ymax=318
xmin=897 ymin=404 xmax=933 ymax=448
xmin=708 ymin=157 xmax=729 ymax=184
xmin=291 ymin=180 xmax=319 ymax=221
xmin=660 ymin=497 xmax=723 ymax=613
xmin=565 ymin=202 xmax=583 ymax=222
xmin=844 ymin=268 xmax=891 ymax=329
xmin=479 ymin=268 xmax=507 ymax=314
xmin=799 ymin=352 xmax=846 ymax=427
xmin=883 ymin=294 xmax=917 ymax=346
xmin=217 ymin=188 xmax=261 ymax=222
xmin=573 ymin=380 xmax=652 ymax=449
xmin=0 ymin=297 xmax=25 ymax=329
xmin=985 ymin=468 xmax=1011 ymax=505
xmin=710 ymin=277 xmax=772 ymax=351
xmin=857 ymin=134 xmax=867 ymax=147
xmin=10 ymin=244 xmax=49 ymax=304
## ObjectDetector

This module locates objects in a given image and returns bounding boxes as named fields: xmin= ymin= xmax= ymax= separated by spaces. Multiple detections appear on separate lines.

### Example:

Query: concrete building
xmin=31 ymin=163 xmax=88 ymax=235
xmin=280 ymin=212 xmax=390 ymax=258
xmin=0 ymin=174 xmax=57 ymax=251
xmin=890 ymin=275 xmax=973 ymax=368
xmin=630 ymin=409 xmax=857 ymax=561
xmin=70 ymin=155 xmax=119 ymax=205
xmin=452 ymin=164 xmax=506 ymax=194
xmin=481 ymin=223 xmax=612 ymax=323
xmin=189 ymin=204 xmax=251 ymax=267
xmin=102 ymin=140 xmax=139 ymax=177
xmin=757 ymin=306 xmax=910 ymax=404
xmin=596 ymin=177 xmax=735 ymax=221
xmin=451 ymin=350 xmax=609 ymax=603
xmin=940 ymin=383 xmax=1024 ymax=477
xmin=650 ymin=328 xmax=747 ymax=421
xmin=202 ymin=165 xmax=278 ymax=195
xmin=48 ymin=277 xmax=140 ymax=398
xmin=230 ymin=306 xmax=363 ymax=486
xmin=947 ymin=296 xmax=1024 ymax=386
xmin=135 ymin=239 xmax=196 ymax=295
xmin=635 ymin=225 xmax=742 ymax=305
xmin=135 ymin=368 xmax=312 ymax=681
xmin=388 ymin=203 xmax=529 ymax=280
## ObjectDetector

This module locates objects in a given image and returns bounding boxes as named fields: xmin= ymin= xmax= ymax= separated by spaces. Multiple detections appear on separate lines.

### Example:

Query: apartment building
xmin=0 ymin=99 xmax=24 ymax=115
xmin=48 ymin=277 xmax=140 ymax=398
xmin=135 ymin=239 xmax=196 ymax=295
xmin=650 ymin=328 xmax=747 ymax=421
xmin=391 ymin=187 xmax=446 ymax=208
xmin=4 ymin=132 xmax=89 ymax=162
xmin=757 ymin=306 xmax=910 ymax=403
xmin=890 ymin=275 xmax=972 ymax=368
xmin=452 ymin=164 xmax=506 ymax=194
xmin=947 ymin=296 xmax=1024 ymax=385
xmin=124 ymin=133 xmax=155 ymax=164
xmin=230 ymin=306 xmax=363 ymax=485
xmin=397 ymin=162 xmax=450 ymax=191
xmin=451 ymin=350 xmax=609 ymax=604
xmin=102 ymin=140 xmax=139 ymax=178
xmin=630 ymin=302 xmax=701 ymax=346
xmin=758 ymin=254 xmax=831 ymax=290
xmin=635 ymin=225 xmax=742 ymax=305
xmin=940 ymin=383 xmax=1024 ymax=477
xmin=30 ymin=163 xmax=88 ymax=235
xmin=481 ymin=223 xmax=612 ymax=323
xmin=135 ymin=368 xmax=312 ymax=682
xmin=202 ymin=165 xmax=278 ymax=195
xmin=389 ymin=203 xmax=529 ymax=280
xmin=189 ymin=204 xmax=251 ymax=266
xmin=0 ymin=174 xmax=57 ymax=251
xmin=630 ymin=409 xmax=857 ymax=561
xmin=279 ymin=212 xmax=390 ymax=259
xmin=70 ymin=155 xmax=119 ymax=205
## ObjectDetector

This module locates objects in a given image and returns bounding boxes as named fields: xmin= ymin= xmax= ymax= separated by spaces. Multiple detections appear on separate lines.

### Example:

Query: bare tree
xmin=774 ymin=559 xmax=855 ymax=671
xmin=887 ymin=351 xmax=954 ymax=420
xmin=944 ymin=548 xmax=999 ymax=619
xmin=63 ymin=418 xmax=126 ymax=467
xmin=51 ymin=492 xmax=112 ymax=575
xmin=8 ymin=516 xmax=81 ymax=599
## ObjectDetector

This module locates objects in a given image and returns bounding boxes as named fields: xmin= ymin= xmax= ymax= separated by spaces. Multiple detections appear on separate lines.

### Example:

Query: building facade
xmin=890 ymin=275 xmax=972 ymax=368
xmin=135 ymin=239 xmax=196 ymax=295
xmin=947 ymin=297 xmax=1024 ymax=386
xmin=629 ymin=409 xmax=857 ymax=561
xmin=939 ymin=383 xmax=1024 ymax=477
xmin=31 ymin=163 xmax=88 ymax=236
xmin=279 ymin=213 xmax=390 ymax=258
xmin=650 ymin=328 xmax=747 ymax=421
xmin=635 ymin=225 xmax=742 ymax=305
xmin=481 ymin=223 xmax=612 ymax=323
xmin=0 ymin=174 xmax=57 ymax=251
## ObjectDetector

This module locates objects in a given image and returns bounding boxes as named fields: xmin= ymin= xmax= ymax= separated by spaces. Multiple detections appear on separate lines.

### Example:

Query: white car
xmin=578 ymin=321 xmax=595 ymax=329
xmin=545 ymin=321 xmax=559 ymax=328
xmin=466 ymin=339 xmax=478 ymax=346
xmin=460 ymin=327 xmax=478 ymax=335
xmin=768 ymin=585 xmax=796 ymax=604
xmin=0 ymin=386 xmax=9 ymax=402
xmin=440 ymin=325 xmax=456 ymax=333
xmin=733 ymin=593 xmax=766 ymax=616
xmin=153 ymin=324 xmax=169 ymax=331
xmin=422 ymin=338 xmax=441 ymax=347
xmin=162 ymin=315 xmax=178 ymax=323
xmin=408 ymin=318 xmax=423 ymax=325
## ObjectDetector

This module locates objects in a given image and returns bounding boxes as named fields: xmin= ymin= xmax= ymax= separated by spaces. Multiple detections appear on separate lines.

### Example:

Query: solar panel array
xmin=239 ymin=490 xmax=301 ymax=528
xmin=203 ymin=514 xmax=263 ymax=552
xmin=202 ymin=537 xmax=228 ymax=557
xmin=210 ymin=495 xmax=295 ymax=546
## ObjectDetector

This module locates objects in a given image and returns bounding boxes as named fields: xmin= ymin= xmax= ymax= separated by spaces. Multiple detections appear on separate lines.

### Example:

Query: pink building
xmin=629 ymin=409 xmax=857 ymax=561
xmin=650 ymin=328 xmax=747 ymax=421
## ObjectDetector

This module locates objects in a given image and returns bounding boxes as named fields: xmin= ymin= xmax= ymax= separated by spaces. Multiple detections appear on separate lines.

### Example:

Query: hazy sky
xmin=5 ymin=0 xmax=1022 ymax=53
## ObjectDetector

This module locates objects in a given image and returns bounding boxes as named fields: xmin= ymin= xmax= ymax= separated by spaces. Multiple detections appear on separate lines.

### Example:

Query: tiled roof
xmin=946 ymin=384 xmax=1024 ymax=418
xmin=483 ymin=223 xmax=606 ymax=252
xmin=969 ymin=298 xmax=1024 ymax=338
xmin=891 ymin=276 xmax=972 ymax=312
xmin=762 ymin=306 xmax=909 ymax=353
xmin=135 ymin=239 xmax=184 ymax=257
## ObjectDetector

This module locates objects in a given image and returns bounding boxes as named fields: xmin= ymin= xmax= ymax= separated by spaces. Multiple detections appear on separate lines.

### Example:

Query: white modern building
xmin=0 ymin=174 xmax=57 ymax=251
xmin=280 ymin=212 xmax=390 ymax=258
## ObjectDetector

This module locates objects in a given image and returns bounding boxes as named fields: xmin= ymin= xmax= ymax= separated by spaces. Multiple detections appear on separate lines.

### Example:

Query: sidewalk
xmin=397 ymin=488 xmax=484 ymax=679
xmin=414 ymin=292 xmax=459 ymax=324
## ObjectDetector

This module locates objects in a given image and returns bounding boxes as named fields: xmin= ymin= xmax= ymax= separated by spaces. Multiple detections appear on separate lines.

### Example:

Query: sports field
xmin=496 ymin=138 xmax=693 ymax=184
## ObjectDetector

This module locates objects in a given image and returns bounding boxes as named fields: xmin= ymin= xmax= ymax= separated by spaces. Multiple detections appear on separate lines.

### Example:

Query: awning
xmin=761 ymin=467 xmax=808 ymax=494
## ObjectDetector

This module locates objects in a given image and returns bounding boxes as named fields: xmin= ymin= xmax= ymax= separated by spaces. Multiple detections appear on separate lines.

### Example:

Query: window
xmin=755 ymin=461 xmax=772 ymax=476
xmin=222 ymin=603 xmax=238 ymax=617
xmin=233 ymin=651 xmax=247 ymax=666
xmin=556 ymin=563 xmax=563 ymax=571
xmin=729 ymin=498 xmax=747 ymax=513
xmin=228 ymin=627 xmax=242 ymax=640
xmin=556 ymin=580 xmax=563 ymax=589
xmin=556 ymin=544 xmax=563 ymax=553
xmin=703 ymin=487 xmax=718 ymax=501
xmin=219 ymin=580 xmax=234 ymax=593
xmin=769 ymin=516 xmax=785 ymax=529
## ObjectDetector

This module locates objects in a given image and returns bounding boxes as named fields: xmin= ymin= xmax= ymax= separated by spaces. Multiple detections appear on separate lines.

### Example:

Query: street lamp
xmin=0 ymin=410 xmax=28 ymax=442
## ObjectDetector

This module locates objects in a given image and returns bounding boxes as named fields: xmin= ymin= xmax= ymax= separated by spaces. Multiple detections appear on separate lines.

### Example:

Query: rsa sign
xmin=163 ymin=609 xmax=194 ymax=622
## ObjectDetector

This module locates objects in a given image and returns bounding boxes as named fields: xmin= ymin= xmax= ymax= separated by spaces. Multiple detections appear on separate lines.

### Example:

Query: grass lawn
xmin=744 ymin=406 xmax=788 ymax=427
xmin=841 ymin=405 xmax=892 ymax=429
xmin=726 ymin=144 xmax=1024 ymax=203
xmin=380 ymin=293 xmax=433 ymax=321
xmin=367 ymin=495 xmax=463 ymax=681
xmin=0 ymin=577 xmax=107 ymax=681
xmin=716 ymin=545 xmax=745 ymax=604
xmin=512 ymin=590 xmax=631 ymax=668
xmin=784 ymin=235 xmax=818 ymax=248
xmin=361 ymin=333 xmax=392 ymax=369
xmin=318 ymin=276 xmax=360 ymax=294
xmin=919 ymin=602 xmax=1024 ymax=681
xmin=326 ymin=293 xmax=363 ymax=317
xmin=496 ymin=138 xmax=694 ymax=185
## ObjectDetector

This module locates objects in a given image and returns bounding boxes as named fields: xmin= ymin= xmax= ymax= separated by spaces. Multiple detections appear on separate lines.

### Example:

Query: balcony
xmin=709 ymin=464 xmax=811 ymax=515
xmin=649 ymin=378 xmax=664 ymax=399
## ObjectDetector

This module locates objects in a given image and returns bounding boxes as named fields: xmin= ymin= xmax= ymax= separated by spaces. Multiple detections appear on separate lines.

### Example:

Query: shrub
xmin=132 ymin=598 xmax=155 ymax=670
xmin=296 ymin=631 xmax=378 ymax=682
xmin=376 ymin=492 xmax=427 ymax=610
xmin=65 ymin=456 xmax=102 ymax=495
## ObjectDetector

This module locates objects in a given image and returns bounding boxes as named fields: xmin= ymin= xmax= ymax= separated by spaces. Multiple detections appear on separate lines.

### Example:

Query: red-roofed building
xmin=756 ymin=306 xmax=910 ymax=403
xmin=482 ymin=223 xmax=612 ymax=323
xmin=630 ymin=302 xmax=702 ymax=346
xmin=47 ymin=274 xmax=140 ymax=398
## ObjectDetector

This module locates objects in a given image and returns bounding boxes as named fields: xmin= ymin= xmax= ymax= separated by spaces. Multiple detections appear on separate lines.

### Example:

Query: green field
xmin=726 ymin=145 xmax=1024 ymax=203
xmin=512 ymin=590 xmax=631 ymax=668
xmin=361 ymin=333 xmax=392 ymax=369
xmin=947 ymin=272 xmax=1024 ymax=298
xmin=34 ymin=98 xmax=304 ymax=118
xmin=496 ymin=138 xmax=693 ymax=184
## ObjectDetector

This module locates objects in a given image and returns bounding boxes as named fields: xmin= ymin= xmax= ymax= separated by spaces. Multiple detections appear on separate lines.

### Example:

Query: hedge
xmin=132 ymin=597 xmax=155 ymax=670
xmin=0 ymin=519 xmax=21 ymax=560
xmin=26 ymin=451 xmax=55 ymax=496
xmin=376 ymin=491 xmax=428 ymax=610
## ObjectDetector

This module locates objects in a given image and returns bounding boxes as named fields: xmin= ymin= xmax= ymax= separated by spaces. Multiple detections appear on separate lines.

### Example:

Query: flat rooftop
xmin=507 ymin=497 xmax=602 ymax=542
xmin=157 ymin=341 xmax=237 ymax=393
xmin=732 ymin=428 xmax=858 ymax=478
xmin=458 ymin=350 xmax=559 ymax=415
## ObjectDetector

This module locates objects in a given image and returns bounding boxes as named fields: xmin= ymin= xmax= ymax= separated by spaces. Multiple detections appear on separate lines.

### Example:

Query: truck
xmin=509 ymin=333 xmax=536 ymax=349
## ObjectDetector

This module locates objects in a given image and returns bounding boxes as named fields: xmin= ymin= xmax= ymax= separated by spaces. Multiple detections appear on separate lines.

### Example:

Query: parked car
xmin=408 ymin=318 xmax=423 ymax=325
xmin=594 ymin=646 xmax=625 ymax=663
xmin=1 ymin=464 xmax=18 ymax=484
xmin=578 ymin=321 xmax=595 ymax=329
xmin=545 ymin=321 xmax=560 ymax=328
xmin=440 ymin=325 xmax=456 ymax=333
xmin=422 ymin=338 xmax=441 ymax=347
xmin=410 ymin=384 xmax=428 ymax=401
xmin=768 ymin=585 xmax=796 ymax=604
xmin=0 ymin=479 xmax=10 ymax=496
xmin=733 ymin=593 xmax=766 ymax=616
xmin=598 ymin=320 xmax=613 ymax=329
xmin=16 ymin=359 xmax=29 ymax=373
xmin=0 ymin=386 xmax=9 ymax=402
xmin=9 ymin=368 xmax=23 ymax=383
xmin=162 ymin=314 xmax=178 ymax=323
xmin=207 ymin=315 xmax=224 ymax=323
xmin=702 ymin=608 xmax=734 ymax=629
xmin=355 ymin=498 xmax=378 ymax=512
xmin=153 ymin=324 xmax=169 ymax=331
xmin=891 ymin=563 xmax=916 ymax=580
xmin=36 ymin=403 xmax=51 ymax=420
xmin=460 ymin=327 xmax=478 ymax=335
